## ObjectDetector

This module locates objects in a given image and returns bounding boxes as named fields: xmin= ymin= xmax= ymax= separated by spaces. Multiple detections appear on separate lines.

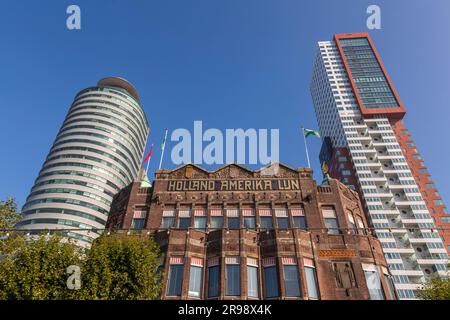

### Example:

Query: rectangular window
xmin=244 ymin=216 xmax=256 ymax=229
xmin=242 ymin=209 xmax=256 ymax=229
xmin=225 ymin=257 xmax=240 ymax=296
xmin=277 ymin=217 xmax=289 ymax=229
xmin=260 ymin=217 xmax=273 ymax=229
xmin=131 ymin=210 xmax=147 ymax=229
xmin=178 ymin=209 xmax=191 ymax=229
xmin=227 ymin=209 xmax=240 ymax=229
xmin=259 ymin=209 xmax=273 ymax=230
xmin=304 ymin=259 xmax=319 ymax=299
xmin=210 ymin=216 xmax=224 ymax=229
xmin=356 ymin=216 xmax=366 ymax=235
xmin=161 ymin=217 xmax=175 ymax=229
xmin=383 ymin=274 xmax=396 ymax=300
xmin=347 ymin=213 xmax=357 ymax=234
xmin=227 ymin=217 xmax=240 ymax=229
xmin=247 ymin=258 xmax=259 ymax=298
xmin=207 ymin=258 xmax=220 ymax=298
xmin=323 ymin=207 xmax=340 ymax=234
xmin=131 ymin=218 xmax=145 ymax=230
xmin=293 ymin=216 xmax=307 ymax=229
xmin=283 ymin=262 xmax=301 ymax=297
xmin=363 ymin=264 xmax=385 ymax=300
xmin=161 ymin=210 xmax=175 ymax=229
xmin=178 ymin=217 xmax=191 ymax=229
xmin=275 ymin=209 xmax=289 ymax=229
xmin=167 ymin=259 xmax=184 ymax=296
xmin=291 ymin=208 xmax=307 ymax=229
xmin=194 ymin=217 xmax=207 ymax=230
xmin=263 ymin=259 xmax=279 ymax=298
xmin=193 ymin=209 xmax=207 ymax=230
xmin=188 ymin=265 xmax=203 ymax=298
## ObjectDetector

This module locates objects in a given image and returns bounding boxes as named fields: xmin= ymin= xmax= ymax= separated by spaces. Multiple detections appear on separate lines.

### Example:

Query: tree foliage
xmin=0 ymin=234 xmax=81 ymax=300
xmin=0 ymin=197 xmax=22 ymax=230
xmin=0 ymin=233 xmax=162 ymax=300
xmin=417 ymin=276 xmax=450 ymax=300
xmin=78 ymin=233 xmax=162 ymax=300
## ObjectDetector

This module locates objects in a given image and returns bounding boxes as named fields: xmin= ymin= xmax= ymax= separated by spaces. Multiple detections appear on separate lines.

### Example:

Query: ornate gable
xmin=256 ymin=163 xmax=299 ymax=178
xmin=211 ymin=164 xmax=254 ymax=179
xmin=167 ymin=164 xmax=210 ymax=179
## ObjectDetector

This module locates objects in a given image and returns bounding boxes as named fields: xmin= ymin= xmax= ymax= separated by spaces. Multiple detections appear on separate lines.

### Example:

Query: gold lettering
xmin=192 ymin=181 xmax=198 ymax=190
xmin=221 ymin=181 xmax=228 ymax=191
xmin=168 ymin=178 xmax=301 ymax=192
xmin=168 ymin=181 xmax=176 ymax=191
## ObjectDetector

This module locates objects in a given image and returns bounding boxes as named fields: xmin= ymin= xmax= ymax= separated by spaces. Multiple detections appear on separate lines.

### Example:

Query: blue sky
xmin=1 ymin=0 xmax=449 ymax=208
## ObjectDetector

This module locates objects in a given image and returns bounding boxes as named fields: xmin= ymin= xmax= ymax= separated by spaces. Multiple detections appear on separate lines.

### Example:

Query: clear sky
xmin=1 ymin=0 xmax=450 ymax=209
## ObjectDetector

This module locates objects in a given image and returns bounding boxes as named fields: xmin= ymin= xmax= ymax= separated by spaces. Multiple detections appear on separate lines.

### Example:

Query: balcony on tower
xmin=399 ymin=207 xmax=415 ymax=220
xmin=387 ymin=215 xmax=406 ymax=234
xmin=369 ymin=168 xmax=386 ymax=180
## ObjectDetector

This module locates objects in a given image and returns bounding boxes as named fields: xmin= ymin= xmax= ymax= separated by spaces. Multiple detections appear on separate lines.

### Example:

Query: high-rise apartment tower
xmin=310 ymin=33 xmax=449 ymax=299
xmin=18 ymin=77 xmax=149 ymax=247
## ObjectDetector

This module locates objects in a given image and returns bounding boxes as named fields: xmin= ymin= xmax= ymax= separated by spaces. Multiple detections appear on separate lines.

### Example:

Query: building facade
xmin=107 ymin=163 xmax=396 ymax=300
xmin=310 ymin=32 xmax=449 ymax=299
xmin=18 ymin=77 xmax=149 ymax=247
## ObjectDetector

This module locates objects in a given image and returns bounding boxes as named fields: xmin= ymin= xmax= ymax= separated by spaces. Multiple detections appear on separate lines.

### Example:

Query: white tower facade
xmin=19 ymin=77 xmax=149 ymax=247
xmin=310 ymin=33 xmax=448 ymax=299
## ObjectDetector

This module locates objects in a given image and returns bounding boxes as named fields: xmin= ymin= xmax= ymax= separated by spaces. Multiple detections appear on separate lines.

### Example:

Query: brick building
xmin=107 ymin=163 xmax=396 ymax=300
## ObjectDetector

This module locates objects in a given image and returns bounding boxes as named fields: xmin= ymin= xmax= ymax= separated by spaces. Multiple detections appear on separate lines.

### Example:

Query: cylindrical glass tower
xmin=18 ymin=77 xmax=149 ymax=247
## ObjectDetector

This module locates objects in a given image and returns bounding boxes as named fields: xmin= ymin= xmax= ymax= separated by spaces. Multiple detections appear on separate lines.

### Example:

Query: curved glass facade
xmin=19 ymin=78 xmax=149 ymax=247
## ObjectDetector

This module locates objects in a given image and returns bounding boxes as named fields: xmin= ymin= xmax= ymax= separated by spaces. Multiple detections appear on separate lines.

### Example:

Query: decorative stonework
xmin=318 ymin=249 xmax=356 ymax=258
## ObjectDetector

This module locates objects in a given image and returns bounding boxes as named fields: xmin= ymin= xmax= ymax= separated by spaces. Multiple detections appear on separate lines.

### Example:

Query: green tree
xmin=0 ymin=232 xmax=162 ymax=300
xmin=79 ymin=233 xmax=162 ymax=300
xmin=0 ymin=197 xmax=24 ymax=253
xmin=0 ymin=197 xmax=22 ymax=230
xmin=0 ymin=234 xmax=82 ymax=300
xmin=417 ymin=276 xmax=450 ymax=300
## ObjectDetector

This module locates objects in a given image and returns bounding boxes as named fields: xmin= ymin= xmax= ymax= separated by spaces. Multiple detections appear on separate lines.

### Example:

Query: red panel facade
xmin=391 ymin=120 xmax=450 ymax=252
xmin=334 ymin=33 xmax=406 ymax=119
xmin=327 ymin=147 xmax=358 ymax=190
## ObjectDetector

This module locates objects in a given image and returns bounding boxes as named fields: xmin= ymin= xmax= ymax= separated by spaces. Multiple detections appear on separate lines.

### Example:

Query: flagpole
xmin=145 ymin=144 xmax=154 ymax=176
xmin=158 ymin=128 xmax=168 ymax=170
xmin=301 ymin=125 xmax=311 ymax=168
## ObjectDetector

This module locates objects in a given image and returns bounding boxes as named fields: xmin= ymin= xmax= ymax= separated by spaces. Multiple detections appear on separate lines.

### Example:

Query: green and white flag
xmin=304 ymin=128 xmax=321 ymax=139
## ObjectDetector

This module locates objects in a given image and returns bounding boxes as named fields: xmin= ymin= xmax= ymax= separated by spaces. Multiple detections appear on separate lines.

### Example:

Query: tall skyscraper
xmin=18 ymin=77 xmax=149 ymax=247
xmin=310 ymin=33 xmax=449 ymax=299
